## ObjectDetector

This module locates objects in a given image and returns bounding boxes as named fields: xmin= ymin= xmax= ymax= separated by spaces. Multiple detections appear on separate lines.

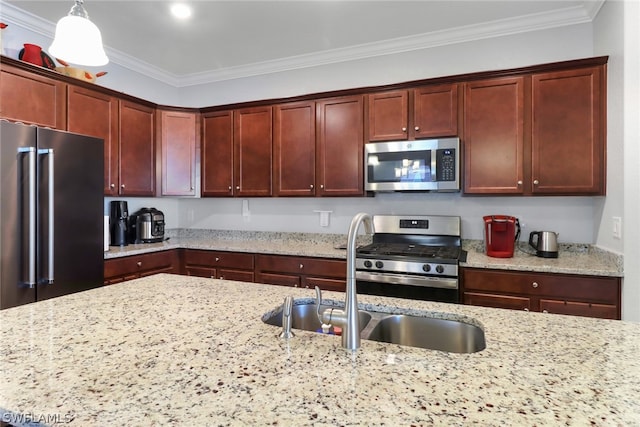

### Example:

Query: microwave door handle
xmin=430 ymin=151 xmax=437 ymax=182
xmin=39 ymin=148 xmax=55 ymax=285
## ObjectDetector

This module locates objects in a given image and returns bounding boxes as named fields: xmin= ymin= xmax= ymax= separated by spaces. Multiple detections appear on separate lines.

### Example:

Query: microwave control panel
xmin=436 ymin=149 xmax=456 ymax=181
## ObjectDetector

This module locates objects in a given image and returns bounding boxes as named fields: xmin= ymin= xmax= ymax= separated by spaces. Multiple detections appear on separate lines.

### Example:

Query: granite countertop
xmin=1 ymin=274 xmax=639 ymax=426
xmin=104 ymin=229 xmax=623 ymax=277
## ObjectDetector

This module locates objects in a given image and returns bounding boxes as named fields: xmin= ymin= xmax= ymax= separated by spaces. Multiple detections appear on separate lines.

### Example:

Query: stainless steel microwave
xmin=364 ymin=138 xmax=460 ymax=192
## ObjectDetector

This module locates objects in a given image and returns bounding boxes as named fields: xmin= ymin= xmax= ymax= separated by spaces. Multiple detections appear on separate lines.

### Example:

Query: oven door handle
xmin=356 ymin=271 xmax=458 ymax=289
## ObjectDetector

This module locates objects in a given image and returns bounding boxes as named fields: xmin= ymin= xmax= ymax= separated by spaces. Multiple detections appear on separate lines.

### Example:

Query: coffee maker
xmin=483 ymin=215 xmax=521 ymax=258
xmin=109 ymin=201 xmax=129 ymax=246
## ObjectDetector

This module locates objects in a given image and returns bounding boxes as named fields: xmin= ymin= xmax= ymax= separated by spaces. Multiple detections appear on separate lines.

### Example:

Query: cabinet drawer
xmin=183 ymin=249 xmax=254 ymax=270
xmin=104 ymin=250 xmax=178 ymax=279
xmin=304 ymin=276 xmax=346 ymax=292
xmin=255 ymin=254 xmax=346 ymax=278
xmin=462 ymin=268 xmax=620 ymax=303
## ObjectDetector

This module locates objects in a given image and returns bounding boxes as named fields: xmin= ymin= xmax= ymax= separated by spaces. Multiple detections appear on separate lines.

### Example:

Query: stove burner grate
xmin=357 ymin=243 xmax=461 ymax=260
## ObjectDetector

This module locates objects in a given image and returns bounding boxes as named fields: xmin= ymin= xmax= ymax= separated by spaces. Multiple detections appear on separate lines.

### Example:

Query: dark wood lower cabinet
xmin=104 ymin=250 xmax=180 ymax=285
xmin=182 ymin=249 xmax=254 ymax=282
xmin=462 ymin=267 xmax=621 ymax=320
xmin=255 ymin=254 xmax=347 ymax=292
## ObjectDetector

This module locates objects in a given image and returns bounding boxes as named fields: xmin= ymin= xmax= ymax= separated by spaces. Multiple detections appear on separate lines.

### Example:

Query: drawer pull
xmin=532 ymin=282 xmax=539 ymax=288
xmin=299 ymin=264 xmax=304 ymax=269
xmin=137 ymin=261 xmax=142 ymax=267
xmin=523 ymin=308 xmax=529 ymax=312
xmin=215 ymin=257 xmax=220 ymax=262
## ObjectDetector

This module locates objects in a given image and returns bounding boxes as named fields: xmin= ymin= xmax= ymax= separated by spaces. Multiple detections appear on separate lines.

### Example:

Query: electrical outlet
xmin=613 ymin=216 xmax=622 ymax=239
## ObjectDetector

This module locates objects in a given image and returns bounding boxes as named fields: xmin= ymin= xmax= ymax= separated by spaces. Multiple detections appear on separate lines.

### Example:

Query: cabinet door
xmin=463 ymin=292 xmax=531 ymax=311
xmin=531 ymin=66 xmax=604 ymax=194
xmin=412 ymin=84 xmax=458 ymax=138
xmin=368 ymin=90 xmax=408 ymax=141
xmin=160 ymin=110 xmax=197 ymax=196
xmin=316 ymin=95 xmax=364 ymax=196
xmin=463 ymin=77 xmax=525 ymax=194
xmin=201 ymin=110 xmax=234 ymax=197
xmin=539 ymin=299 xmax=617 ymax=320
xmin=274 ymin=101 xmax=316 ymax=196
xmin=0 ymin=64 xmax=66 ymax=129
xmin=234 ymin=106 xmax=272 ymax=196
xmin=67 ymin=86 xmax=119 ymax=195
xmin=256 ymin=272 xmax=301 ymax=287
xmin=119 ymin=100 xmax=156 ymax=196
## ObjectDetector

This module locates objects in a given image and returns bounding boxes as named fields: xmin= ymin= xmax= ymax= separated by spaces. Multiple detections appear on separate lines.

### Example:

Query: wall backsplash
xmin=104 ymin=193 xmax=598 ymax=244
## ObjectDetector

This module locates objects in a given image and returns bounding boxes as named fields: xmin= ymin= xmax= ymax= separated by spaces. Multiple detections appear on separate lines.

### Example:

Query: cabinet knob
xmin=320 ymin=184 xmax=324 ymax=189
xmin=136 ymin=261 xmax=142 ymax=267
xmin=210 ymin=275 xmax=215 ymax=279
xmin=228 ymin=186 xmax=232 ymax=191
xmin=532 ymin=282 xmax=539 ymax=288
xmin=310 ymin=184 xmax=314 ymax=189
xmin=299 ymin=264 xmax=304 ymax=269
xmin=215 ymin=257 xmax=220 ymax=262
xmin=110 ymin=183 xmax=115 ymax=189
xmin=236 ymin=185 xmax=240 ymax=190
xmin=121 ymin=184 xmax=125 ymax=189
xmin=517 ymin=180 xmax=523 ymax=185
xmin=219 ymin=276 xmax=224 ymax=280
xmin=523 ymin=308 xmax=529 ymax=312
xmin=533 ymin=180 xmax=540 ymax=185
xmin=414 ymin=126 xmax=420 ymax=131
xmin=294 ymin=284 xmax=298 ymax=288
xmin=190 ymin=186 xmax=194 ymax=190
xmin=401 ymin=127 xmax=407 ymax=132
xmin=542 ymin=309 xmax=549 ymax=313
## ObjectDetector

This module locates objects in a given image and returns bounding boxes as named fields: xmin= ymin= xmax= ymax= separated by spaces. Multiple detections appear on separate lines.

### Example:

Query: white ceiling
xmin=2 ymin=0 xmax=604 ymax=85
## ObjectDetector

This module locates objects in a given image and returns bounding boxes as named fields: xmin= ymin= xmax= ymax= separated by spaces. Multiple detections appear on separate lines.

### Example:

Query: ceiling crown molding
xmin=1 ymin=1 xmax=603 ymax=88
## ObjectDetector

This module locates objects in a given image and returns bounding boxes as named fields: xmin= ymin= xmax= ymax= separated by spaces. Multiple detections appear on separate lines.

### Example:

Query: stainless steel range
xmin=355 ymin=214 xmax=464 ymax=303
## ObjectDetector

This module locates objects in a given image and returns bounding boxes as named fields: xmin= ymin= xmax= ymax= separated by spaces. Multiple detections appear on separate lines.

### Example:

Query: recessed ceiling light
xmin=170 ymin=3 xmax=192 ymax=20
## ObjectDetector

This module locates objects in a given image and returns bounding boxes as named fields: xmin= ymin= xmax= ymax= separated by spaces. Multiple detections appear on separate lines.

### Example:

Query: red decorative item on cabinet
xmin=20 ymin=43 xmax=43 ymax=66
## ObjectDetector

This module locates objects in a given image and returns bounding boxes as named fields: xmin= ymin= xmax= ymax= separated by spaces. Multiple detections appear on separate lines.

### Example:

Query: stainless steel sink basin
xmin=363 ymin=314 xmax=486 ymax=353
xmin=262 ymin=301 xmax=485 ymax=353
xmin=263 ymin=302 xmax=372 ymax=333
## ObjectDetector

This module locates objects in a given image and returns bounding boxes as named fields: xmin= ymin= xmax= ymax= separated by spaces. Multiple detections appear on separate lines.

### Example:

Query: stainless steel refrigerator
xmin=0 ymin=120 xmax=104 ymax=309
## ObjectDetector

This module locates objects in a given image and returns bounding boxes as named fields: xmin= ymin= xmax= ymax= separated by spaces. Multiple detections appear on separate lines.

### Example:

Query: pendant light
xmin=49 ymin=0 xmax=108 ymax=66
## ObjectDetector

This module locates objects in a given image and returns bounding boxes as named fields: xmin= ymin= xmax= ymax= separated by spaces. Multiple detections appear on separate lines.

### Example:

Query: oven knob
xmin=422 ymin=264 xmax=431 ymax=272
xmin=435 ymin=265 xmax=444 ymax=274
xmin=375 ymin=261 xmax=384 ymax=269
xmin=364 ymin=260 xmax=372 ymax=268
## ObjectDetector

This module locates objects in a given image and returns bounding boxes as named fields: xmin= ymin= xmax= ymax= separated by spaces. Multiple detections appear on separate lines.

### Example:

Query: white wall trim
xmin=2 ymin=1 xmax=601 ymax=88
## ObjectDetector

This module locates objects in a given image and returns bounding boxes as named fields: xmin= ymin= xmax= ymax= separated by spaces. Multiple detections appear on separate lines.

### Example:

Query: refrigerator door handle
xmin=18 ymin=147 xmax=37 ymax=289
xmin=39 ymin=148 xmax=55 ymax=285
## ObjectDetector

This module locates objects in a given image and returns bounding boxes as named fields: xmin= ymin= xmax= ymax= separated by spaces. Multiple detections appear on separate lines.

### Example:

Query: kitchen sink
xmin=363 ymin=314 xmax=486 ymax=353
xmin=262 ymin=300 xmax=485 ymax=353
xmin=263 ymin=301 xmax=372 ymax=333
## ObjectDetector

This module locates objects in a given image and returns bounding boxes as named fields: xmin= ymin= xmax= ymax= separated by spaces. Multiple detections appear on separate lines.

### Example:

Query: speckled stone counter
xmin=1 ymin=274 xmax=639 ymax=426
xmin=104 ymin=229 xmax=623 ymax=277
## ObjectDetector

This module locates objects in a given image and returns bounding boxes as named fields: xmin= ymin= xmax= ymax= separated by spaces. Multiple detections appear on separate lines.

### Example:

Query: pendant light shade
xmin=49 ymin=0 xmax=108 ymax=67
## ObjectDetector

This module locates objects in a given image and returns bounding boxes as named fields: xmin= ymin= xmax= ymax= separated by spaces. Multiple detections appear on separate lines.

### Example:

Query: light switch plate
xmin=613 ymin=216 xmax=622 ymax=239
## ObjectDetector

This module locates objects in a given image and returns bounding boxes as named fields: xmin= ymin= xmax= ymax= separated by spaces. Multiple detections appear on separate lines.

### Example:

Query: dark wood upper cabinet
xmin=531 ymin=66 xmax=605 ymax=195
xmin=316 ymin=95 xmax=364 ymax=196
xmin=201 ymin=110 xmax=234 ymax=197
xmin=368 ymin=90 xmax=409 ymax=141
xmin=0 ymin=63 xmax=66 ymax=129
xmin=234 ymin=106 xmax=273 ymax=196
xmin=159 ymin=110 xmax=197 ymax=196
xmin=66 ymin=86 xmax=119 ymax=195
xmin=463 ymin=77 xmax=525 ymax=194
xmin=118 ymin=100 xmax=156 ymax=196
xmin=413 ymin=84 xmax=459 ymax=139
xmin=273 ymin=101 xmax=316 ymax=196
xmin=368 ymin=84 xmax=458 ymax=142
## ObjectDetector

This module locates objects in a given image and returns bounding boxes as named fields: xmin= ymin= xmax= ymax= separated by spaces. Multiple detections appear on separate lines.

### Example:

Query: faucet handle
xmin=278 ymin=295 xmax=295 ymax=339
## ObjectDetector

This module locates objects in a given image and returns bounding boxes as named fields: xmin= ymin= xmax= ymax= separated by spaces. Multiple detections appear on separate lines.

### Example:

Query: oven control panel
xmin=356 ymin=258 xmax=458 ymax=277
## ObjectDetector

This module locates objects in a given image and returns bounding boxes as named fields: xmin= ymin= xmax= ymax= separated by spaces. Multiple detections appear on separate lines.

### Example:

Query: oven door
xmin=356 ymin=271 xmax=459 ymax=303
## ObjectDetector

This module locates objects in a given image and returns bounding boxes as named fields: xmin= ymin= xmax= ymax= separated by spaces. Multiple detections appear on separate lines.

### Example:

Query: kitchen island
xmin=1 ymin=274 xmax=639 ymax=426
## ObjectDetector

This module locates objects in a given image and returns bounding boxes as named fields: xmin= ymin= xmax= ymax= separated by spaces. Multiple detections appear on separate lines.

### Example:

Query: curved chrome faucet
xmin=318 ymin=212 xmax=374 ymax=351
